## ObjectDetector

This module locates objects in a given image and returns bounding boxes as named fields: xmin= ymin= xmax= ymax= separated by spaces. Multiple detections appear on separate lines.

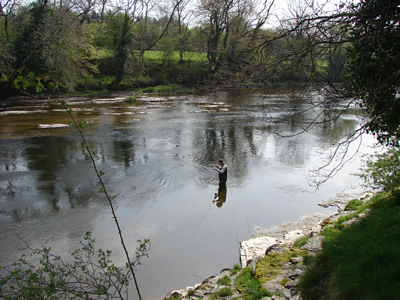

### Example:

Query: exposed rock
xmin=240 ymin=236 xmax=278 ymax=267
xmin=284 ymin=230 xmax=305 ymax=244
xmin=301 ymin=235 xmax=324 ymax=252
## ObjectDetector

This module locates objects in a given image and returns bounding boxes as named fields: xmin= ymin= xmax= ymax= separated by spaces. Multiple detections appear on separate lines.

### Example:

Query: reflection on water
xmin=0 ymin=88 xmax=375 ymax=299
xmin=213 ymin=186 xmax=227 ymax=208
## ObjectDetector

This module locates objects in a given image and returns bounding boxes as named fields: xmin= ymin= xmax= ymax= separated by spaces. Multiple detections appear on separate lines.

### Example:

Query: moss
xmin=280 ymin=277 xmax=290 ymax=286
xmin=255 ymin=249 xmax=308 ymax=284
xmin=320 ymin=217 xmax=332 ymax=228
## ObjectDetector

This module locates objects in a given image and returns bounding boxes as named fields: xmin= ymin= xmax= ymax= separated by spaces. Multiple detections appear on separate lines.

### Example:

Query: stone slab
xmin=240 ymin=236 xmax=277 ymax=267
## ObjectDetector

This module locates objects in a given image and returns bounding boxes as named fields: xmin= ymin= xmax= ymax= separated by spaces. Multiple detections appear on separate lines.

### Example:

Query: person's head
xmin=219 ymin=160 xmax=224 ymax=165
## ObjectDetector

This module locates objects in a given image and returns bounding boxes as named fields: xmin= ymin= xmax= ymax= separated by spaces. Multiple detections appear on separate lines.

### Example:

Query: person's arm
xmin=217 ymin=165 xmax=226 ymax=174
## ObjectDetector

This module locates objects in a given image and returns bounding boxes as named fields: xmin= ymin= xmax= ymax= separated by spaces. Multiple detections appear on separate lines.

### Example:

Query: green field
xmin=143 ymin=50 xmax=207 ymax=63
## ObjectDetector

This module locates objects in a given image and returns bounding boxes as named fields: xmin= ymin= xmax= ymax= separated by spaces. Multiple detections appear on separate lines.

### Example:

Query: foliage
xmin=0 ymin=232 xmax=150 ymax=299
xmin=358 ymin=147 xmax=400 ymax=192
xmin=0 ymin=0 xmax=326 ymax=96
xmin=345 ymin=0 xmax=400 ymax=146
xmin=300 ymin=191 xmax=400 ymax=299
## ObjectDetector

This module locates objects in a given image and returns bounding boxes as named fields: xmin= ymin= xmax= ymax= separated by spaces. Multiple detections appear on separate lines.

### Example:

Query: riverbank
xmin=165 ymin=191 xmax=374 ymax=299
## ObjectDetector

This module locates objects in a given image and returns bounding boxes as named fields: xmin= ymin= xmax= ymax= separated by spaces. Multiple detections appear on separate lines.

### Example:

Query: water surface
xmin=0 ymin=88 xmax=374 ymax=299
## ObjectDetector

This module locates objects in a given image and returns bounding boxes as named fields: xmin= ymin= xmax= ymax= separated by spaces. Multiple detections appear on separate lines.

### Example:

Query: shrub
xmin=0 ymin=232 xmax=150 ymax=299
xmin=358 ymin=147 xmax=400 ymax=192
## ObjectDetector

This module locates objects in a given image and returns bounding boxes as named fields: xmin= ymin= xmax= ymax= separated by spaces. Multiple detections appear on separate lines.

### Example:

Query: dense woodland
xmin=1 ymin=0 xmax=399 ymax=144
xmin=0 ymin=0 xmax=352 ymax=95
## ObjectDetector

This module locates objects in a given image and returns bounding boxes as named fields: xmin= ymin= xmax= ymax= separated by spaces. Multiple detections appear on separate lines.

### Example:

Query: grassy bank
xmin=300 ymin=191 xmax=400 ymax=299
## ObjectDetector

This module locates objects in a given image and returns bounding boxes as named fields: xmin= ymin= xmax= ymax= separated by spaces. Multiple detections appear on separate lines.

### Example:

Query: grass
xmin=144 ymin=50 xmax=207 ymax=63
xmin=216 ymin=275 xmax=231 ymax=286
xmin=214 ymin=287 xmax=233 ymax=298
xmin=293 ymin=235 xmax=310 ymax=248
xmin=300 ymin=191 xmax=400 ymax=299
xmin=231 ymin=264 xmax=241 ymax=275
xmin=137 ymin=84 xmax=184 ymax=93
xmin=235 ymin=267 xmax=271 ymax=299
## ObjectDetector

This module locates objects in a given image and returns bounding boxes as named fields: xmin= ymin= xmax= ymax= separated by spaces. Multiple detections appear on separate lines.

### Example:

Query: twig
xmin=60 ymin=99 xmax=143 ymax=300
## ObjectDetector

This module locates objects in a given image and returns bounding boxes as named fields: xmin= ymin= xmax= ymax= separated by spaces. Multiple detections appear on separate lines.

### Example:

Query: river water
xmin=0 ymin=87 xmax=375 ymax=299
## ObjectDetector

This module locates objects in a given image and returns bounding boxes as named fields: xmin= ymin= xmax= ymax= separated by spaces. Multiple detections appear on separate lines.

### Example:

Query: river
xmin=0 ymin=87 xmax=375 ymax=299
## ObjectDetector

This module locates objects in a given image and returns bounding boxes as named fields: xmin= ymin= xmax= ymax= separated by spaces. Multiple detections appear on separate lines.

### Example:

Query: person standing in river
xmin=214 ymin=160 xmax=227 ymax=187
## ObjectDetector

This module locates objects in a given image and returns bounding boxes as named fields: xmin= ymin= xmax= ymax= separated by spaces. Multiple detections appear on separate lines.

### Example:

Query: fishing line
xmin=191 ymin=198 xmax=214 ymax=237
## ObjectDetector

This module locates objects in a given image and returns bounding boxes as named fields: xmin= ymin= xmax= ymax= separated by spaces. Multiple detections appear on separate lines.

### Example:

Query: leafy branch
xmin=0 ymin=232 xmax=150 ymax=299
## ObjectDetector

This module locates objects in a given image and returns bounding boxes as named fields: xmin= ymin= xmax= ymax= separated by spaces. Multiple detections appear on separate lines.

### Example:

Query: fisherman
xmin=214 ymin=160 xmax=227 ymax=187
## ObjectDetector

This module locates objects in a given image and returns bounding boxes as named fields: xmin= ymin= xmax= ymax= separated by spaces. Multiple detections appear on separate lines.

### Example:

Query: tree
xmin=198 ymin=0 xmax=274 ymax=77
xmin=0 ymin=0 xmax=18 ymax=42
xmin=13 ymin=0 xmax=52 ymax=77
xmin=344 ymin=0 xmax=400 ymax=146
xmin=167 ymin=0 xmax=192 ymax=64
xmin=2 ymin=0 xmax=97 ymax=92
xmin=74 ymin=0 xmax=100 ymax=24
xmin=0 ymin=0 xmax=17 ymax=81
xmin=106 ymin=11 xmax=133 ymax=86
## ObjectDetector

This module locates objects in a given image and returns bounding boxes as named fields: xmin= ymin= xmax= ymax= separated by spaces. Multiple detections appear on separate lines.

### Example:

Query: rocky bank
xmin=165 ymin=192 xmax=373 ymax=300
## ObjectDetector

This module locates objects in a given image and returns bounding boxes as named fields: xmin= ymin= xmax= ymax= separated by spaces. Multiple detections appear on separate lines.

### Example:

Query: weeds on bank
xmin=300 ymin=191 xmax=400 ymax=299
xmin=293 ymin=236 xmax=310 ymax=248
xmin=216 ymin=275 xmax=231 ymax=286
xmin=235 ymin=267 xmax=270 ymax=299
xmin=230 ymin=264 xmax=241 ymax=275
